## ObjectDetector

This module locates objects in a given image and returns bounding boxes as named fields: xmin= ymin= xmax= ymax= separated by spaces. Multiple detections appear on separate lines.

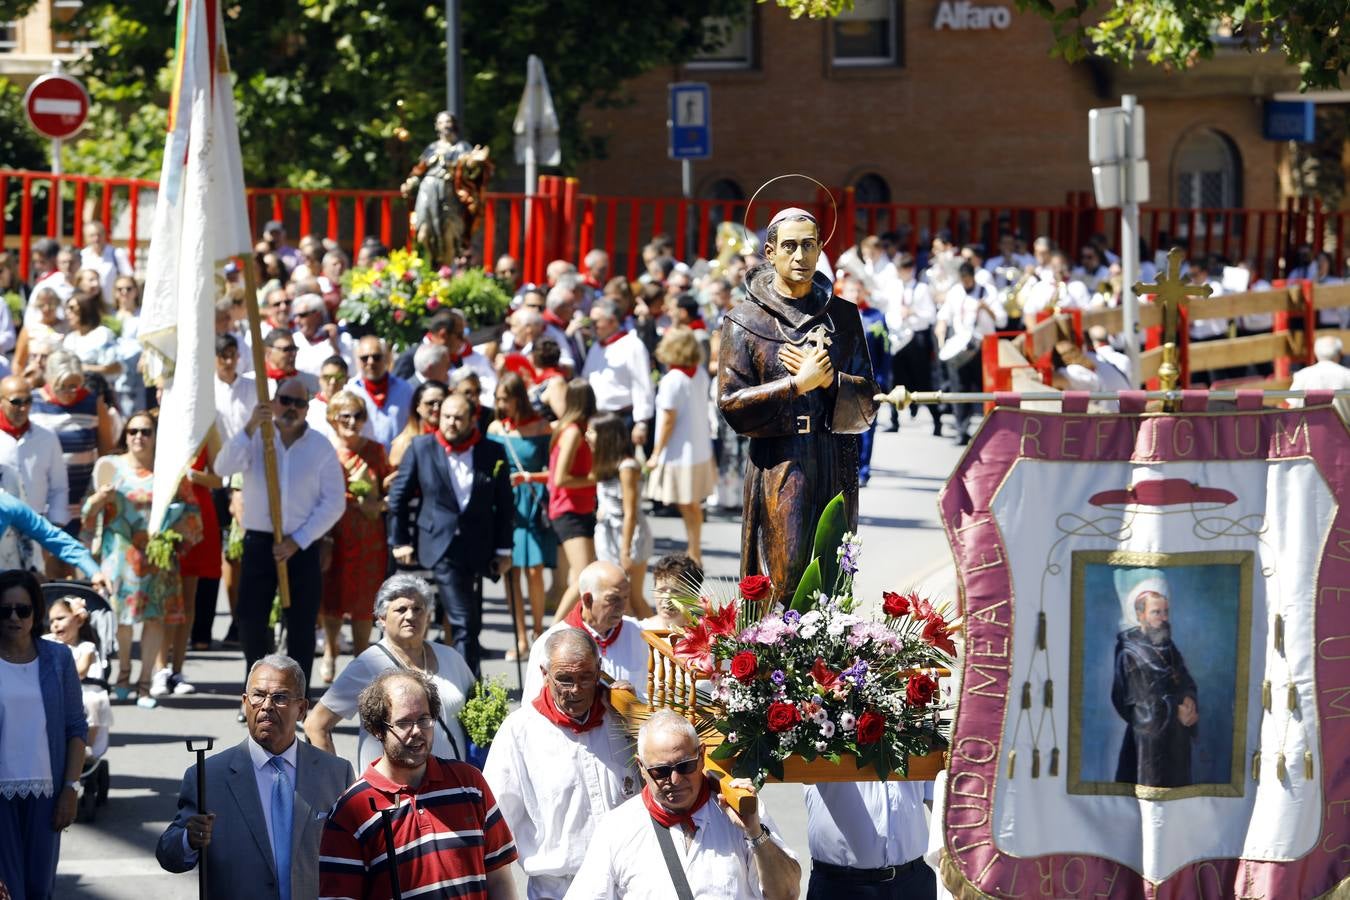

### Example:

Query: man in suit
xmin=156 ymin=654 xmax=355 ymax=900
xmin=388 ymin=392 xmax=513 ymax=675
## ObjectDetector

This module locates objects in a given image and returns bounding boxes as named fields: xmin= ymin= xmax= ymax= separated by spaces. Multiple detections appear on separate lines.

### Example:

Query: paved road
xmin=55 ymin=417 xmax=966 ymax=898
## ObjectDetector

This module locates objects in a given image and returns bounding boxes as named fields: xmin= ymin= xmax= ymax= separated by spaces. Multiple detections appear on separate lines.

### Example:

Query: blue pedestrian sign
xmin=668 ymin=82 xmax=711 ymax=160
xmin=1263 ymin=100 xmax=1315 ymax=143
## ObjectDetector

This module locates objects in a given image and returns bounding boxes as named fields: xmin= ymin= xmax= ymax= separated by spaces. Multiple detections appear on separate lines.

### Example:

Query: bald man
xmin=348 ymin=334 xmax=414 ymax=450
xmin=0 ymin=374 xmax=68 ymax=524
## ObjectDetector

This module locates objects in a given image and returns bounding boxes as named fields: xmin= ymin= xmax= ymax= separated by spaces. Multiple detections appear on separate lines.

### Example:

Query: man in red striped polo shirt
xmin=319 ymin=669 xmax=518 ymax=899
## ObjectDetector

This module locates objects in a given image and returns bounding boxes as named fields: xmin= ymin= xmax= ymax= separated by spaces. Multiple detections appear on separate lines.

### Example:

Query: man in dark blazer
xmin=388 ymin=391 xmax=513 ymax=674
xmin=156 ymin=654 xmax=355 ymax=900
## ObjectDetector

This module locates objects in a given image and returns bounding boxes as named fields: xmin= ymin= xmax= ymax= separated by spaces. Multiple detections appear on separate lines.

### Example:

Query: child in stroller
xmin=43 ymin=590 xmax=114 ymax=821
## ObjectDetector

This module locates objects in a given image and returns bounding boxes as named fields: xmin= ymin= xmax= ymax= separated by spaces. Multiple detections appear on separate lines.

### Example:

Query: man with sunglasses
xmin=485 ymin=628 xmax=639 ymax=898
xmin=568 ymin=708 xmax=800 ymax=899
xmin=216 ymin=379 xmax=345 ymax=696
xmin=352 ymin=335 xmax=414 ymax=451
xmin=306 ymin=356 xmax=375 ymax=442
xmin=0 ymin=374 xmax=68 ymax=528
xmin=157 ymin=654 xmax=354 ymax=899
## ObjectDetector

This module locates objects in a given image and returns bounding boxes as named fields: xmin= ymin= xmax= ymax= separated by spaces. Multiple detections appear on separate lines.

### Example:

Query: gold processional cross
xmin=1133 ymin=246 xmax=1212 ymax=397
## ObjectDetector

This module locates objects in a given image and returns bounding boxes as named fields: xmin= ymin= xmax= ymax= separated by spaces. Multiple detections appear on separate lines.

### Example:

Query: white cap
xmin=1125 ymin=576 xmax=1170 ymax=615
xmin=769 ymin=207 xmax=817 ymax=228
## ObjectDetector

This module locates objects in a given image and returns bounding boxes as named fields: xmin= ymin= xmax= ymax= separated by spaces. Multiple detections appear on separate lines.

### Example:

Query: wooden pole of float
xmin=239 ymin=258 xmax=292 ymax=608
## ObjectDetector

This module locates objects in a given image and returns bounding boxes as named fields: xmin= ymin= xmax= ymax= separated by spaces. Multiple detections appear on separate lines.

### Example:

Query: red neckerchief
xmin=531 ymin=685 xmax=607 ymax=734
xmin=670 ymin=365 xmax=698 ymax=378
xmin=564 ymin=603 xmax=623 ymax=650
xmin=537 ymin=366 xmax=566 ymax=382
xmin=542 ymin=310 xmax=567 ymax=329
xmin=421 ymin=422 xmax=438 ymax=435
xmin=857 ymin=299 xmax=871 ymax=312
xmin=642 ymin=779 xmax=713 ymax=833
xmin=0 ymin=408 xmax=29 ymax=439
xmin=365 ymin=374 xmax=391 ymax=409
xmin=498 ymin=414 xmax=541 ymax=431
xmin=316 ymin=392 xmax=329 ymax=403
xmin=600 ymin=329 xmax=628 ymax=348
xmin=687 ymin=319 xmax=707 ymax=331
xmin=265 ymin=365 xmax=297 ymax=382
xmin=449 ymin=344 xmax=473 ymax=368
xmin=435 ymin=427 xmax=481 ymax=456
xmin=42 ymin=384 xmax=90 ymax=407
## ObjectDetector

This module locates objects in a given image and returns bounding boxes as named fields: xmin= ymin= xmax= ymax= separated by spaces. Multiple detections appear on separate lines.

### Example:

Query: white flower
xmin=800 ymin=610 xmax=823 ymax=628
xmin=815 ymin=741 xmax=828 ymax=752
xmin=800 ymin=624 xmax=821 ymax=639
xmin=821 ymin=721 xmax=836 ymax=738
xmin=840 ymin=712 xmax=857 ymax=731
xmin=727 ymin=731 xmax=739 ymax=744
xmin=826 ymin=620 xmax=846 ymax=637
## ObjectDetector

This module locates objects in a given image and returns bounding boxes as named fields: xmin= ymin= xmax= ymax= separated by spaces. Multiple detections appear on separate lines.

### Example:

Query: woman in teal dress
xmin=487 ymin=372 xmax=556 ymax=659
xmin=82 ymin=411 xmax=202 ymax=708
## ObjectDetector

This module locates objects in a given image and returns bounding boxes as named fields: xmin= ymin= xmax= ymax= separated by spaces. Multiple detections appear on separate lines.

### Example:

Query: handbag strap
xmin=650 ymin=817 xmax=697 ymax=900
xmin=372 ymin=643 xmax=462 ymax=761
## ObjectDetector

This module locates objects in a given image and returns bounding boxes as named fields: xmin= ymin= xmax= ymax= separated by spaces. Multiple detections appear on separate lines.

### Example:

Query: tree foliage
xmin=0 ymin=77 xmax=49 ymax=172
xmin=1013 ymin=0 xmax=1350 ymax=91
xmin=10 ymin=0 xmax=745 ymax=189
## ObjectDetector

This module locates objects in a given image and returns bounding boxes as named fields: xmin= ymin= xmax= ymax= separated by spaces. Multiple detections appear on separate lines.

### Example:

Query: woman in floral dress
xmin=82 ymin=411 xmax=202 ymax=708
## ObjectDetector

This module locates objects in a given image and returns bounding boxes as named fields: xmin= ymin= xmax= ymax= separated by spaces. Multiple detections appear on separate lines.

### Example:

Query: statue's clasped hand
xmin=780 ymin=344 xmax=834 ymax=394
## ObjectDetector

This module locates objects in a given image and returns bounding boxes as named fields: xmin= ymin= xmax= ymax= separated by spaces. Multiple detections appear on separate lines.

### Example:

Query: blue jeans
xmin=432 ymin=556 xmax=483 ymax=676
xmin=0 ymin=792 xmax=60 ymax=900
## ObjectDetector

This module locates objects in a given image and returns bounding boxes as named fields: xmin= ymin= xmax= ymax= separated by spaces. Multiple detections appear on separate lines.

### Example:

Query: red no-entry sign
xmin=24 ymin=72 xmax=89 ymax=141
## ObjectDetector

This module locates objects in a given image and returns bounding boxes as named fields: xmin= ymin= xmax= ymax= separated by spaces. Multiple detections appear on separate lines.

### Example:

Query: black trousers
xmin=806 ymin=860 xmax=936 ymax=900
xmin=890 ymin=332 xmax=940 ymax=427
xmin=946 ymin=354 xmax=983 ymax=437
xmin=239 ymin=531 xmax=322 ymax=697
xmin=431 ymin=555 xmax=484 ymax=676
xmin=191 ymin=488 xmax=233 ymax=645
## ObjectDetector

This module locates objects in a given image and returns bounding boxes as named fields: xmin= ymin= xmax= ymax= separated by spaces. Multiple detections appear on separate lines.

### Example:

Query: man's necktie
xmin=269 ymin=757 xmax=293 ymax=900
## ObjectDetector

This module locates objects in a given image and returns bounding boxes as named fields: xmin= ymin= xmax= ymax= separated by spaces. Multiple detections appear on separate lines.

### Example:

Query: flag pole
xmin=240 ymin=256 xmax=292 ymax=609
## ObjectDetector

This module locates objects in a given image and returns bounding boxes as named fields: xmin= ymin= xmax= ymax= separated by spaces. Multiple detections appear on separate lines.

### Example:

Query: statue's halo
xmin=743 ymin=173 xmax=839 ymax=249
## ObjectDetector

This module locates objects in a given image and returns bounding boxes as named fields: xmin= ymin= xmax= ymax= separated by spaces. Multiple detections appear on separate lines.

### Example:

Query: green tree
xmin=22 ymin=0 xmax=746 ymax=189
xmin=0 ymin=77 xmax=49 ymax=172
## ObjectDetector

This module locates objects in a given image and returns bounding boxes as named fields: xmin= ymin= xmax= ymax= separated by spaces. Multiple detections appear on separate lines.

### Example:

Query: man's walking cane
xmin=503 ymin=568 xmax=525 ymax=691
xmin=185 ymin=738 xmax=214 ymax=900
xmin=370 ymin=797 xmax=403 ymax=900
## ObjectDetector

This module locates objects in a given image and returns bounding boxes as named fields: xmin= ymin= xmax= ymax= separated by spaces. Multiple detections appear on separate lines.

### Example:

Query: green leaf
xmin=709 ymin=741 xmax=738 ymax=760
xmin=790 ymin=558 xmax=823 ymax=612
xmin=812 ymin=492 xmax=848 ymax=589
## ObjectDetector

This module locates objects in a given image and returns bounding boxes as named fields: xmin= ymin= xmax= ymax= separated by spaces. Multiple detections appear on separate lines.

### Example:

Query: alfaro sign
xmin=933 ymin=0 xmax=1012 ymax=30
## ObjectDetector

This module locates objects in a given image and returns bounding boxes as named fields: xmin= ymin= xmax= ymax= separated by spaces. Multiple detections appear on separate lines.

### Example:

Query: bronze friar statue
xmin=401 ymin=111 xmax=492 ymax=269
xmin=718 ymin=208 xmax=881 ymax=602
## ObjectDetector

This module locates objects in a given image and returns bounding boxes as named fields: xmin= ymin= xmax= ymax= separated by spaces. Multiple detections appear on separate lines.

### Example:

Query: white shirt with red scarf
xmin=523 ymin=615 xmax=649 ymax=703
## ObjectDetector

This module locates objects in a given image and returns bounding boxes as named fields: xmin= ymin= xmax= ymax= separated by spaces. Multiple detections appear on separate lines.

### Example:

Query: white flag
xmin=139 ymin=0 xmax=251 ymax=532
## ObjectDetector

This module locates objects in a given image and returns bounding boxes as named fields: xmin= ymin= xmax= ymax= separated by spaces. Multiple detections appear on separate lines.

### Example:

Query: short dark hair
xmin=264 ymin=329 xmax=292 ymax=348
xmin=426 ymin=309 xmax=463 ymax=336
xmin=766 ymin=215 xmax=817 ymax=248
xmin=70 ymin=292 xmax=103 ymax=330
xmin=33 ymin=238 xmax=60 ymax=261
xmin=958 ymin=261 xmax=976 ymax=279
xmin=215 ymin=333 xmax=239 ymax=357
xmin=533 ymin=338 xmax=561 ymax=369
xmin=320 ymin=355 xmax=348 ymax=373
xmin=652 ymin=552 xmax=702 ymax=589
xmin=357 ymin=669 xmax=442 ymax=741
xmin=896 ymin=252 xmax=917 ymax=269
xmin=0 ymin=569 xmax=46 ymax=636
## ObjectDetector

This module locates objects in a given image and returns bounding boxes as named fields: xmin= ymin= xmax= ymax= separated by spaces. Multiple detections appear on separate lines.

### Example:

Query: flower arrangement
xmin=460 ymin=677 xmax=512 ymax=747
xmin=669 ymin=495 xmax=956 ymax=783
xmin=340 ymin=250 xmax=510 ymax=350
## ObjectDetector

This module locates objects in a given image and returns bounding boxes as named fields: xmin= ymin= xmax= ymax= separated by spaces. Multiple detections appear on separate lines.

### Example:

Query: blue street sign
xmin=668 ymin=82 xmax=711 ymax=160
xmin=1263 ymin=100 xmax=1314 ymax=143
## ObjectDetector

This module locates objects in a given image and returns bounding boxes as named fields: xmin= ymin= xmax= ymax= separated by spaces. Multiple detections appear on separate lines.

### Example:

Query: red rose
xmin=730 ymin=651 xmax=759 ymax=683
xmin=906 ymin=674 xmax=939 ymax=707
xmin=856 ymin=710 xmax=885 ymax=745
xmin=922 ymin=617 xmax=957 ymax=657
xmin=766 ymin=702 xmax=802 ymax=733
xmin=739 ymin=574 xmax=773 ymax=602
xmin=881 ymin=591 xmax=910 ymax=618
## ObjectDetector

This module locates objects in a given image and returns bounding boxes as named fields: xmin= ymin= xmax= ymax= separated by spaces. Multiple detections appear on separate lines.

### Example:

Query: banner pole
xmin=240 ymin=257 xmax=292 ymax=609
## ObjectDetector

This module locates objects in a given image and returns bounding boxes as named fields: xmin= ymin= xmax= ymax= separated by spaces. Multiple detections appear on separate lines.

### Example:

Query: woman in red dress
xmin=320 ymin=391 xmax=392 ymax=683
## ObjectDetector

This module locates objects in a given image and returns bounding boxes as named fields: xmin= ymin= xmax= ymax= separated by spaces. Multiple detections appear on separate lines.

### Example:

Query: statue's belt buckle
xmin=796 ymin=415 xmax=811 ymax=434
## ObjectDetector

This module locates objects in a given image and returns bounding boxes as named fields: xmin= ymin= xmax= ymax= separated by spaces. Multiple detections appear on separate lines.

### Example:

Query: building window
xmin=0 ymin=23 xmax=16 ymax=53
xmin=689 ymin=6 xmax=754 ymax=69
xmin=53 ymin=0 xmax=91 ymax=51
xmin=853 ymin=172 xmax=891 ymax=204
xmin=1174 ymin=129 xmax=1241 ymax=210
xmin=832 ymin=0 xmax=900 ymax=67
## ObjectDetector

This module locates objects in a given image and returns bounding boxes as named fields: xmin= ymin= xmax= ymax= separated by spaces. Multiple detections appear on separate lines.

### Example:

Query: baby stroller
xmin=42 ymin=581 xmax=115 ymax=823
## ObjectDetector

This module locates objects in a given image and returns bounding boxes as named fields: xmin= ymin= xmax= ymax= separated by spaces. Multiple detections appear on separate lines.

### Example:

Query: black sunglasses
xmin=125 ymin=427 xmax=154 ymax=437
xmin=276 ymin=396 xmax=307 ymax=409
xmin=3 ymin=397 xmax=31 ymax=406
xmin=0 ymin=603 xmax=33 ymax=619
xmin=358 ymin=354 xmax=383 ymax=362
xmin=642 ymin=757 xmax=700 ymax=781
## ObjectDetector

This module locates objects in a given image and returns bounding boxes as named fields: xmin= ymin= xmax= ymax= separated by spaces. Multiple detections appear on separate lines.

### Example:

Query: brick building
xmin=576 ymin=0 xmax=1310 ymax=215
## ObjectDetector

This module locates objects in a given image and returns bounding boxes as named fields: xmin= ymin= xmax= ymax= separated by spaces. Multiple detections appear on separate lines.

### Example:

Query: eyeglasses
xmin=125 ymin=427 xmax=154 ymax=437
xmin=0 ymin=603 xmax=33 ymax=619
xmin=420 ymin=398 xmax=443 ymax=409
xmin=3 ymin=396 xmax=31 ymax=406
xmin=336 ymin=412 xmax=366 ymax=424
xmin=272 ymin=300 xmax=293 ymax=308
xmin=642 ymin=757 xmax=700 ymax=782
xmin=299 ymin=308 xmax=322 ymax=317
xmin=384 ymin=716 xmax=435 ymax=736
xmin=244 ymin=691 xmax=295 ymax=708
xmin=358 ymin=354 xmax=383 ymax=362
xmin=116 ymin=285 xmax=136 ymax=293
xmin=276 ymin=396 xmax=307 ymax=409
xmin=273 ymin=345 xmax=298 ymax=354
xmin=319 ymin=372 xmax=346 ymax=382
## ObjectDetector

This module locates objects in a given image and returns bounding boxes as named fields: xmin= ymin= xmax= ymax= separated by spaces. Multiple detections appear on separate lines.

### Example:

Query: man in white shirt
xmin=937 ymin=263 xmax=1007 ymax=446
xmin=525 ymin=560 xmax=649 ymax=702
xmin=306 ymin=355 xmax=375 ymax=442
xmin=543 ymin=282 xmax=587 ymax=373
xmin=1086 ymin=325 xmax=1134 ymax=388
xmin=1020 ymin=251 xmax=1091 ymax=318
xmin=348 ymin=335 xmax=413 ymax=450
xmin=30 ymin=243 xmax=77 ymax=319
xmin=215 ymin=378 xmax=346 ymax=698
xmin=213 ymin=334 xmax=258 ymax=443
xmin=582 ymin=298 xmax=655 ymax=448
xmin=1290 ymin=336 xmax=1350 ymax=421
xmin=291 ymin=293 xmax=354 ymax=377
xmin=1072 ymin=244 xmax=1112 ymax=289
xmin=804 ymin=782 xmax=935 ymax=900
xmin=566 ymin=708 xmax=799 ymax=900
xmin=80 ymin=220 xmax=133 ymax=306
xmin=879 ymin=253 xmax=940 ymax=435
xmin=499 ymin=307 xmax=543 ymax=357
xmin=0 ymin=375 xmax=68 ymax=523
xmin=984 ymin=232 xmax=1033 ymax=289
xmin=485 ymin=628 xmax=641 ymax=899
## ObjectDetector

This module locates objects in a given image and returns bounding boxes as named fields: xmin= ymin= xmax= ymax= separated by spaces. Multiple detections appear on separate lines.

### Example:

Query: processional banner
xmin=937 ymin=391 xmax=1350 ymax=899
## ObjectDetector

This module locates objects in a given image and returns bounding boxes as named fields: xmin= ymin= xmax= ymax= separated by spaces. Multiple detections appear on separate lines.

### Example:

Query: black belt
xmin=811 ymin=857 xmax=924 ymax=882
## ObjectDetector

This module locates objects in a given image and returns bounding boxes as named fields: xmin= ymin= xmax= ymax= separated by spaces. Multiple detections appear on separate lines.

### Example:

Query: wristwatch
xmin=747 ymin=823 xmax=772 ymax=850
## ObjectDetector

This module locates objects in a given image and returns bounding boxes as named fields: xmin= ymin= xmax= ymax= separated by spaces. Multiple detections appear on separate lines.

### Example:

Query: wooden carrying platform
xmin=608 ymin=629 xmax=948 ymax=813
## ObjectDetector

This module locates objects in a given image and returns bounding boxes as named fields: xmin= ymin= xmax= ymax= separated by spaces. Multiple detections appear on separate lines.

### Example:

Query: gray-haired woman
xmin=303 ymin=573 xmax=474 ymax=771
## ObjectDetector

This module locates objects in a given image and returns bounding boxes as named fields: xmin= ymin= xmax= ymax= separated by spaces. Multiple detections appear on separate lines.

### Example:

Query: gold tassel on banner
xmin=1288 ymin=682 xmax=1298 ymax=712
xmin=1043 ymin=680 xmax=1054 ymax=708
xmin=1021 ymin=682 xmax=1032 ymax=710
xmin=1031 ymin=749 xmax=1041 ymax=779
xmin=1007 ymin=750 xmax=1017 ymax=778
xmin=1305 ymin=751 xmax=1314 ymax=780
xmin=1277 ymin=753 xmax=1287 ymax=781
xmin=1274 ymin=615 xmax=1284 ymax=654
xmin=1049 ymin=748 xmax=1060 ymax=777
xmin=1252 ymin=751 xmax=1261 ymax=782
xmin=1037 ymin=612 xmax=1046 ymax=650
xmin=1262 ymin=680 xmax=1271 ymax=712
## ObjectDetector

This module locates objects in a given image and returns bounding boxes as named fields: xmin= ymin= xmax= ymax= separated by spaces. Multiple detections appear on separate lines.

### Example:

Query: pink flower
xmin=372 ymin=259 xmax=387 ymax=272
xmin=438 ymin=265 xmax=453 ymax=278
xmin=700 ymin=597 xmax=739 ymax=637
xmin=372 ymin=279 xmax=383 ymax=289
xmin=672 ymin=620 xmax=716 ymax=676
xmin=427 ymin=297 xmax=441 ymax=310
xmin=401 ymin=271 xmax=415 ymax=283
xmin=393 ymin=310 xmax=406 ymax=322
